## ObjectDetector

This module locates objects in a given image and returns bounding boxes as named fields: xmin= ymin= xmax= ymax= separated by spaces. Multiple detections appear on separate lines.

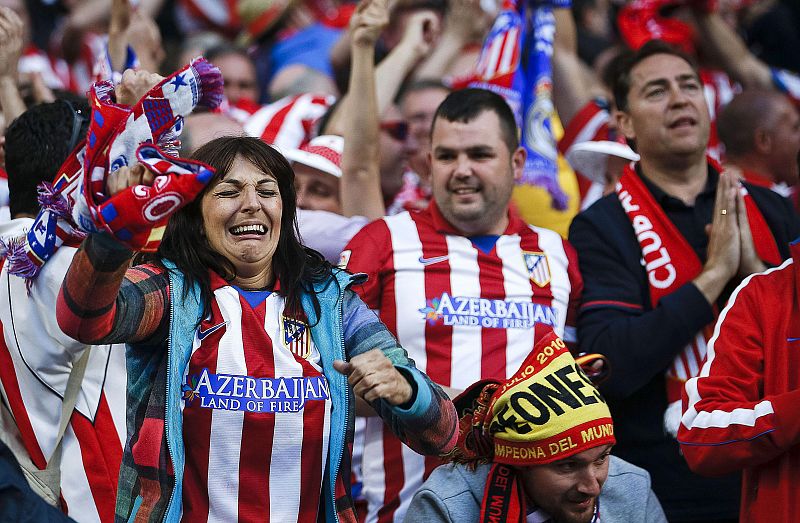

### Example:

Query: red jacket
xmin=678 ymin=239 xmax=800 ymax=522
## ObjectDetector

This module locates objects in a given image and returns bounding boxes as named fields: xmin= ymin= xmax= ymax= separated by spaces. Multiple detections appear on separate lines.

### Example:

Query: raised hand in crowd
xmin=109 ymin=0 xmax=165 ymax=76
xmin=395 ymin=9 xmax=440 ymax=62
xmin=114 ymin=68 xmax=164 ymax=106
xmin=0 ymin=6 xmax=22 ymax=81
xmin=126 ymin=12 xmax=165 ymax=73
xmin=413 ymin=0 xmax=493 ymax=81
xmin=108 ymin=0 xmax=132 ymax=73
xmin=350 ymin=0 xmax=391 ymax=47
xmin=0 ymin=6 xmax=26 ymax=131
xmin=372 ymin=4 xmax=440 ymax=114
xmin=338 ymin=0 xmax=389 ymax=220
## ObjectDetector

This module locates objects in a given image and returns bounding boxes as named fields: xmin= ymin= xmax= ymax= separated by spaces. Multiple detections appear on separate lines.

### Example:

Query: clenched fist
xmin=334 ymin=349 xmax=414 ymax=406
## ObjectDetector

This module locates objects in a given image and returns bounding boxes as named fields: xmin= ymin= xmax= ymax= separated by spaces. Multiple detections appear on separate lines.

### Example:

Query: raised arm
xmin=374 ymin=9 xmax=440 ymax=111
xmin=412 ymin=0 xmax=490 ymax=81
xmin=552 ymin=7 xmax=601 ymax=125
xmin=689 ymin=9 xmax=773 ymax=89
xmin=339 ymin=0 xmax=389 ymax=220
xmin=57 ymin=162 xmax=170 ymax=345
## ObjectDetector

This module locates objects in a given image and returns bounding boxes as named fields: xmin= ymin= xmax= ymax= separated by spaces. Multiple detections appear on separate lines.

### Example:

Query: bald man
xmin=718 ymin=90 xmax=800 ymax=192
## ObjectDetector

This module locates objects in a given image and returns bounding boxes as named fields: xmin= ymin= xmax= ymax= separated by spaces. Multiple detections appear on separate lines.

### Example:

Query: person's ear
xmin=753 ymin=127 xmax=772 ymax=155
xmin=615 ymin=109 xmax=635 ymax=141
xmin=511 ymin=146 xmax=526 ymax=182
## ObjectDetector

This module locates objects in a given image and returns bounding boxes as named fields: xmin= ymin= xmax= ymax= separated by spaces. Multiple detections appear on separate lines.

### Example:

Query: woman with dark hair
xmin=56 ymin=136 xmax=457 ymax=523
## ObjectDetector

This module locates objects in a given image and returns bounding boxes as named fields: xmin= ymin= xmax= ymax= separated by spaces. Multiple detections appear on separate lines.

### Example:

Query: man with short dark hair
xmin=569 ymin=40 xmax=800 ymax=521
xmin=4 ymin=99 xmax=89 ymax=218
xmin=343 ymin=88 xmax=583 ymax=523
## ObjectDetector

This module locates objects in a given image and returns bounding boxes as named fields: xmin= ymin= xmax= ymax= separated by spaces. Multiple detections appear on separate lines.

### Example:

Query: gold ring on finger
xmin=720 ymin=209 xmax=727 ymax=215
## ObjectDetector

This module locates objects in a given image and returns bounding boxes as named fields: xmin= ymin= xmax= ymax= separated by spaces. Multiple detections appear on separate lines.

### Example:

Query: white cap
xmin=284 ymin=135 xmax=344 ymax=178
xmin=565 ymin=140 xmax=640 ymax=183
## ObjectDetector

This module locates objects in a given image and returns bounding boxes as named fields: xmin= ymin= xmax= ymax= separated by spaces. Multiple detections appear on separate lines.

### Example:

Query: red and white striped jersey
xmin=341 ymin=202 xmax=582 ymax=523
xmin=180 ymin=274 xmax=332 ymax=522
xmin=0 ymin=219 xmax=126 ymax=523
xmin=243 ymin=93 xmax=335 ymax=152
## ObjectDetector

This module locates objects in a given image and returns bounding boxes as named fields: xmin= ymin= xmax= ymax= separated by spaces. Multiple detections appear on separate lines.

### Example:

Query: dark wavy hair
xmin=154 ymin=136 xmax=333 ymax=319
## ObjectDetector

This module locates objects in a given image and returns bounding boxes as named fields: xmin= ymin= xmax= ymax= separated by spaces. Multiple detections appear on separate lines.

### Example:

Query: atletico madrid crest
xmin=523 ymin=251 xmax=551 ymax=287
xmin=282 ymin=316 xmax=311 ymax=359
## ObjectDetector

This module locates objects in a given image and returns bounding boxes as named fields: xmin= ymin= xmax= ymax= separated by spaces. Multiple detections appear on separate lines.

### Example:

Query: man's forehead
xmin=630 ymin=53 xmax=699 ymax=86
xmin=432 ymin=111 xmax=503 ymax=146
xmin=551 ymin=443 xmax=612 ymax=465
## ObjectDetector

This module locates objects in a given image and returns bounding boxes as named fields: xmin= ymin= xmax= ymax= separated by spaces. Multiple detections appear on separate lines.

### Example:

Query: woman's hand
xmin=106 ymin=162 xmax=156 ymax=196
xmin=334 ymin=349 xmax=413 ymax=406
xmin=115 ymin=68 xmax=164 ymax=106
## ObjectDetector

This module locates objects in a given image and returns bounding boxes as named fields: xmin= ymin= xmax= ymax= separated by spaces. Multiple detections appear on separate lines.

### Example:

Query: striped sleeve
xmin=57 ymin=234 xmax=170 ymax=345
xmin=678 ymin=262 xmax=800 ymax=475
xmin=342 ymin=290 xmax=458 ymax=456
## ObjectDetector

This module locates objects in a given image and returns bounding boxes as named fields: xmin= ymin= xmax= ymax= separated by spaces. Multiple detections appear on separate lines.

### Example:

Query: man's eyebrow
xmin=640 ymin=78 xmax=669 ymax=92
xmin=640 ymin=73 xmax=700 ymax=92
xmin=466 ymin=145 xmax=494 ymax=153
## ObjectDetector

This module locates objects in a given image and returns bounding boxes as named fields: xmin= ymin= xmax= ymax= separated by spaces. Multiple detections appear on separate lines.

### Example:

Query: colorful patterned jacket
xmin=57 ymin=234 xmax=458 ymax=523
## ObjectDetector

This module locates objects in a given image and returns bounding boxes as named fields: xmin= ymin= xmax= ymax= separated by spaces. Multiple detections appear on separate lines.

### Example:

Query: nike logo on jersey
xmin=418 ymin=255 xmax=449 ymax=266
xmin=198 ymin=321 xmax=228 ymax=341
xmin=788 ymin=337 xmax=800 ymax=342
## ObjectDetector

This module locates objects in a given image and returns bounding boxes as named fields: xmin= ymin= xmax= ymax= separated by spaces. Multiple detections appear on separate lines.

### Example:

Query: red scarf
xmin=615 ymin=164 xmax=781 ymax=404
xmin=480 ymin=463 xmax=601 ymax=523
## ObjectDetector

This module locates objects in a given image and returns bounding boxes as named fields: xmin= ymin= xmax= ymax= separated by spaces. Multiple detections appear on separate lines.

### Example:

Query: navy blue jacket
xmin=0 ymin=440 xmax=74 ymax=522
xmin=568 ymin=167 xmax=799 ymax=521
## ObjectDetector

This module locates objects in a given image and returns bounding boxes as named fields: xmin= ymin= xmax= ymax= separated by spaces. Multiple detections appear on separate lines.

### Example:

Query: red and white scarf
xmin=615 ymin=163 xmax=781 ymax=433
xmin=2 ymin=59 xmax=223 ymax=281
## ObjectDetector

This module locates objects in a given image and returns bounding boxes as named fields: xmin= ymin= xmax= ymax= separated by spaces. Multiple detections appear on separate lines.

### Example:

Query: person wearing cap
xmin=406 ymin=330 xmax=666 ymax=523
xmin=287 ymin=135 xmax=372 ymax=264
xmin=568 ymin=40 xmax=800 ymax=522
xmin=288 ymin=134 xmax=347 ymax=215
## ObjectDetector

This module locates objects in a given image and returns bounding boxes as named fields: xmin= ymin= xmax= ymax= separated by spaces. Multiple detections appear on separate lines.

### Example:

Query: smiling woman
xmin=55 ymin=136 xmax=458 ymax=523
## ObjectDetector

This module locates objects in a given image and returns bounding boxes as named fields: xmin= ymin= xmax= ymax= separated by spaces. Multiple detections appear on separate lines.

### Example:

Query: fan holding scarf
xmin=53 ymin=27 xmax=457 ymax=521
xmin=567 ymin=40 xmax=800 ymax=522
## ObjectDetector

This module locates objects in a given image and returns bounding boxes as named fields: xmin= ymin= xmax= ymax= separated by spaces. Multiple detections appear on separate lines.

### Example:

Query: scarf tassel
xmin=2 ymin=236 xmax=39 ymax=285
xmin=191 ymin=58 xmax=225 ymax=110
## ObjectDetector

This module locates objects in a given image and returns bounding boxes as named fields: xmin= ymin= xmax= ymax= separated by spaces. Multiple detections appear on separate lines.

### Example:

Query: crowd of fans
xmin=0 ymin=0 xmax=798 ymax=521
